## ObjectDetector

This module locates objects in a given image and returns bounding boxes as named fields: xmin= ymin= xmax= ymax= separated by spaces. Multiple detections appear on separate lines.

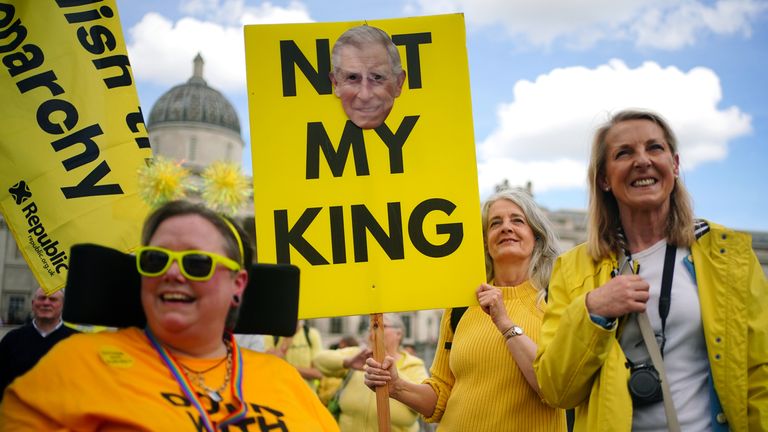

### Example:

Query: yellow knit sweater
xmin=424 ymin=280 xmax=566 ymax=431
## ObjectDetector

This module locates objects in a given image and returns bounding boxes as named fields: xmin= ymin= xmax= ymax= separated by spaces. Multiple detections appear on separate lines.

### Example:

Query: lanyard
xmin=658 ymin=243 xmax=677 ymax=352
xmin=144 ymin=329 xmax=248 ymax=431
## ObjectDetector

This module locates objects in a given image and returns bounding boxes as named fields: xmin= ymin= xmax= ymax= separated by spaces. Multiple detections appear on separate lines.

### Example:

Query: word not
xmin=279 ymin=32 xmax=432 ymax=97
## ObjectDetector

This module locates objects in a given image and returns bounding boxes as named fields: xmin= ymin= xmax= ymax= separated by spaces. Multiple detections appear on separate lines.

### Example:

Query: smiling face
xmin=602 ymin=119 xmax=680 ymax=219
xmin=485 ymin=199 xmax=536 ymax=270
xmin=140 ymin=214 xmax=246 ymax=348
xmin=330 ymin=42 xmax=405 ymax=129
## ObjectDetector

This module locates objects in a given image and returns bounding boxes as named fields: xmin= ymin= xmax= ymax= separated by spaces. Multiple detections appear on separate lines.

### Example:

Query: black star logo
xmin=9 ymin=181 xmax=32 ymax=205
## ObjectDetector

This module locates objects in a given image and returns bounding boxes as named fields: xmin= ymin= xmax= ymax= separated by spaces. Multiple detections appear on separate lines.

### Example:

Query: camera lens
xmin=629 ymin=369 xmax=659 ymax=398
xmin=628 ymin=363 xmax=663 ymax=406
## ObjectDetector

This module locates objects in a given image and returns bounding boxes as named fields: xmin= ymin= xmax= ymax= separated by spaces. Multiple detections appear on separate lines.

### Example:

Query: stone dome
xmin=148 ymin=54 xmax=240 ymax=134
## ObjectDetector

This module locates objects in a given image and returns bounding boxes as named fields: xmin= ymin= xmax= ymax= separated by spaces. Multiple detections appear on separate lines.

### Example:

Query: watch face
xmin=505 ymin=325 xmax=524 ymax=339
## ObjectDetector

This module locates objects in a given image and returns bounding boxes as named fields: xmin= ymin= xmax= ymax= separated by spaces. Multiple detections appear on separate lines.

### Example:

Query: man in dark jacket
xmin=0 ymin=287 xmax=78 ymax=400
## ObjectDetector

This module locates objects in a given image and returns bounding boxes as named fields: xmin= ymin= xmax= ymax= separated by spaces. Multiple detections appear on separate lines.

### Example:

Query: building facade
xmin=147 ymin=53 xmax=244 ymax=174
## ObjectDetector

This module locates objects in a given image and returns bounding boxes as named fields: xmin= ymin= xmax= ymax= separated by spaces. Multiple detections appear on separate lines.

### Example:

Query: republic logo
xmin=9 ymin=181 xmax=32 ymax=205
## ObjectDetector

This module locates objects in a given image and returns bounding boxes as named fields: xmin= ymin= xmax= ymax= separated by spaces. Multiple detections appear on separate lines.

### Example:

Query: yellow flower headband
xmin=137 ymin=156 xmax=191 ymax=208
xmin=137 ymin=157 xmax=251 ymax=264
xmin=137 ymin=157 xmax=251 ymax=217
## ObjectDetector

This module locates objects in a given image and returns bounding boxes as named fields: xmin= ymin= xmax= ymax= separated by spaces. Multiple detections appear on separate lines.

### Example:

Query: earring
xmin=232 ymin=295 xmax=241 ymax=305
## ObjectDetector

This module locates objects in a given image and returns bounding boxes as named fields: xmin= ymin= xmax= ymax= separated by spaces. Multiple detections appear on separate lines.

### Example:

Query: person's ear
xmin=673 ymin=153 xmax=680 ymax=178
xmin=231 ymin=269 xmax=248 ymax=304
xmin=599 ymin=175 xmax=610 ymax=192
xmin=329 ymin=72 xmax=340 ymax=97
xmin=393 ymin=70 xmax=406 ymax=97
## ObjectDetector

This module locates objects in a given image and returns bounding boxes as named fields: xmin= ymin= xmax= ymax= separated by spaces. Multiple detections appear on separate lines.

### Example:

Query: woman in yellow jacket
xmin=534 ymin=109 xmax=768 ymax=432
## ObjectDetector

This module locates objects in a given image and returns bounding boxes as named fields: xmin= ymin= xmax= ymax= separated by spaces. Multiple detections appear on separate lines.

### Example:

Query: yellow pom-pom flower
xmin=201 ymin=161 xmax=251 ymax=216
xmin=137 ymin=157 xmax=191 ymax=209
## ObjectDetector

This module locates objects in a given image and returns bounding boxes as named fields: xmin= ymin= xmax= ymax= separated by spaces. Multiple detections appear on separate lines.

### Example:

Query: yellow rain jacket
xmin=534 ymin=221 xmax=768 ymax=432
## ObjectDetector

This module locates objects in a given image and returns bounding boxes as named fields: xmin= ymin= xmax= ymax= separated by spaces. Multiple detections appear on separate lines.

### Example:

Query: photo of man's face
xmin=330 ymin=27 xmax=406 ymax=129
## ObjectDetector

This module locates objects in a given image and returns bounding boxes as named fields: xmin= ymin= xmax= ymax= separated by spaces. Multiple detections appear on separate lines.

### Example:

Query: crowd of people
xmin=0 ymin=19 xmax=766 ymax=432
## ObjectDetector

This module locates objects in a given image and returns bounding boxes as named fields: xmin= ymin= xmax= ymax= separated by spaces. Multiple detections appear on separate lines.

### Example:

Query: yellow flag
xmin=0 ymin=0 xmax=151 ymax=294
xmin=245 ymin=14 xmax=485 ymax=318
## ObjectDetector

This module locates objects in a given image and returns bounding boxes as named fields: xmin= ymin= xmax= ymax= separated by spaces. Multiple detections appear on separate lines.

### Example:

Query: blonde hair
xmin=586 ymin=109 xmax=694 ymax=260
xmin=481 ymin=189 xmax=560 ymax=298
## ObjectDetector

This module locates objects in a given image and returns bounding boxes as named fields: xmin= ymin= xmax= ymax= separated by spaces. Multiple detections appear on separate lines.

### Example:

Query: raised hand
xmin=343 ymin=348 xmax=372 ymax=371
xmin=476 ymin=283 xmax=513 ymax=333
xmin=586 ymin=275 xmax=650 ymax=318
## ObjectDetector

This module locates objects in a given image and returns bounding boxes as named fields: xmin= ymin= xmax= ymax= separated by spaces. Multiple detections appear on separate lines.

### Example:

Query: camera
xmin=627 ymin=361 xmax=663 ymax=406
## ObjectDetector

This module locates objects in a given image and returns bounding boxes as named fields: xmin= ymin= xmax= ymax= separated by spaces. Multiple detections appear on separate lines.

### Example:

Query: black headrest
xmin=62 ymin=244 xmax=299 ymax=336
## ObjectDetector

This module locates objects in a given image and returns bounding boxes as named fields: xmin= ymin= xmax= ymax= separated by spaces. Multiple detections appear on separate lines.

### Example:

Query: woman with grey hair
xmin=365 ymin=189 xmax=566 ymax=431
xmin=315 ymin=313 xmax=428 ymax=432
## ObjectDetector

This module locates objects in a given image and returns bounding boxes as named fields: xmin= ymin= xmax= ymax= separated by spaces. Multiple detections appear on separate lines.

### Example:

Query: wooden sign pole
xmin=370 ymin=313 xmax=391 ymax=432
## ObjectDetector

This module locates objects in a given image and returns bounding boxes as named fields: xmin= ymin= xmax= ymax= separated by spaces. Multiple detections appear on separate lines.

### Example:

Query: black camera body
xmin=627 ymin=362 xmax=663 ymax=406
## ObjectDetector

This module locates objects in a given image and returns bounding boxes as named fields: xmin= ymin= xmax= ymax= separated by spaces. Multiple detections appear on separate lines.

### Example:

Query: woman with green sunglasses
xmin=1 ymin=200 xmax=339 ymax=431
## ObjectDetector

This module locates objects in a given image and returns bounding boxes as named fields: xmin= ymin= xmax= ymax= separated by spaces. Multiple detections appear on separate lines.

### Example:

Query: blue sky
xmin=116 ymin=0 xmax=768 ymax=232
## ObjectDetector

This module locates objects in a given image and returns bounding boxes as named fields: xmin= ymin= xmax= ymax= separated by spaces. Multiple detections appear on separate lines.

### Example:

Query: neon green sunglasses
xmin=136 ymin=246 xmax=241 ymax=281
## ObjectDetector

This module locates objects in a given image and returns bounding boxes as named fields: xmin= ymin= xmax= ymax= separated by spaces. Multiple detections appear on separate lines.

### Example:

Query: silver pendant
xmin=208 ymin=391 xmax=222 ymax=402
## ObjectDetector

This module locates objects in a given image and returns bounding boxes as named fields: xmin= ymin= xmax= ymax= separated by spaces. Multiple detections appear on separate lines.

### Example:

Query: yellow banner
xmin=245 ymin=14 xmax=485 ymax=318
xmin=0 ymin=0 xmax=151 ymax=294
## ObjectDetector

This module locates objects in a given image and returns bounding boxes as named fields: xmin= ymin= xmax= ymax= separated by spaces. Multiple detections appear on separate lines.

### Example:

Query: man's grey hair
xmin=365 ymin=313 xmax=406 ymax=333
xmin=34 ymin=287 xmax=65 ymax=298
xmin=331 ymin=25 xmax=402 ymax=76
xmin=382 ymin=313 xmax=405 ymax=331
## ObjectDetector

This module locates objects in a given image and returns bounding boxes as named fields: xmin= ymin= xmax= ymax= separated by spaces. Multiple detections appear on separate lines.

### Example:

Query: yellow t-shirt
xmin=0 ymin=327 xmax=339 ymax=431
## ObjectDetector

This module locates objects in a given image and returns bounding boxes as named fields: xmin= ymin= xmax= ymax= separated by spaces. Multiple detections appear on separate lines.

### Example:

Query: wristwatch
xmin=503 ymin=325 xmax=524 ymax=340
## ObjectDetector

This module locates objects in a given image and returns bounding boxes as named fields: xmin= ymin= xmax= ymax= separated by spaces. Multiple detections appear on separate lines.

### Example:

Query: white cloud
xmin=409 ymin=0 xmax=766 ymax=49
xmin=179 ymin=0 xmax=312 ymax=26
xmin=477 ymin=59 xmax=752 ymax=195
xmin=126 ymin=2 xmax=313 ymax=92
xmin=632 ymin=0 xmax=767 ymax=49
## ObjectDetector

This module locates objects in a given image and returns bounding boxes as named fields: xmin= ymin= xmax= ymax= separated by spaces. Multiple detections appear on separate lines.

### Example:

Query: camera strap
xmin=637 ymin=243 xmax=680 ymax=432
xmin=658 ymin=243 xmax=676 ymax=352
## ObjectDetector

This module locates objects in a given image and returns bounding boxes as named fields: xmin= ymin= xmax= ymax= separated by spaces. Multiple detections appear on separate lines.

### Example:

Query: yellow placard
xmin=0 ymin=0 xmax=151 ymax=294
xmin=245 ymin=14 xmax=485 ymax=318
